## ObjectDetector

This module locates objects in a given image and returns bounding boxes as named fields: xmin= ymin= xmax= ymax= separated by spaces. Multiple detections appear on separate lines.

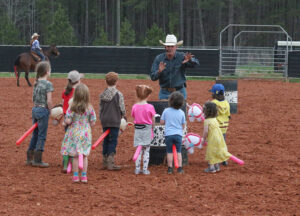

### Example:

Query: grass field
xmin=2 ymin=71 xmax=300 ymax=82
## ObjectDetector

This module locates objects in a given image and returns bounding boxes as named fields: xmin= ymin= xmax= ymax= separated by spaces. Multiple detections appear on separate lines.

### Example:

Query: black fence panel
xmin=0 ymin=46 xmax=30 ymax=72
xmin=0 ymin=46 xmax=219 ymax=76
xmin=50 ymin=47 xmax=151 ymax=74
xmin=288 ymin=51 xmax=300 ymax=77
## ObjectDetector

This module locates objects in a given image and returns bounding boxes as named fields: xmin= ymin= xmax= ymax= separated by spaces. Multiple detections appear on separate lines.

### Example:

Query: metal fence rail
xmin=219 ymin=24 xmax=292 ymax=78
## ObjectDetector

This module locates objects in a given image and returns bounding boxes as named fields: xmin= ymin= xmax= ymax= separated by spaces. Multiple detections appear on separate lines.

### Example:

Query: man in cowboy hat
xmin=30 ymin=33 xmax=45 ymax=61
xmin=150 ymin=34 xmax=199 ymax=99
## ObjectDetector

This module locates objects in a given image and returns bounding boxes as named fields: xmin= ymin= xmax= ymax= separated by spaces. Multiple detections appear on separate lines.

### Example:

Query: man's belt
xmin=162 ymin=86 xmax=184 ymax=92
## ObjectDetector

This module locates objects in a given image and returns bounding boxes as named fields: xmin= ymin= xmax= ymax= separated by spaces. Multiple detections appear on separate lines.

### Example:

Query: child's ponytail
xmin=65 ymin=79 xmax=74 ymax=95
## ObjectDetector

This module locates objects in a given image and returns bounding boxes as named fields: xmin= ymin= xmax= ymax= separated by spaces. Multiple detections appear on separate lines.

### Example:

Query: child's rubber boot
xmin=26 ymin=150 xmax=34 ymax=166
xmin=61 ymin=155 xmax=69 ymax=173
xmin=101 ymin=154 xmax=108 ymax=170
xmin=107 ymin=153 xmax=121 ymax=171
xmin=32 ymin=151 xmax=49 ymax=168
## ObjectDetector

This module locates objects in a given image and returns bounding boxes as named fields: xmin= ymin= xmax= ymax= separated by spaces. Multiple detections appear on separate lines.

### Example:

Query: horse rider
xmin=30 ymin=33 xmax=45 ymax=61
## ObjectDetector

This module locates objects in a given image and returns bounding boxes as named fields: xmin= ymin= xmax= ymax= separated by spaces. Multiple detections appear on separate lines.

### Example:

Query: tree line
xmin=1 ymin=0 xmax=300 ymax=47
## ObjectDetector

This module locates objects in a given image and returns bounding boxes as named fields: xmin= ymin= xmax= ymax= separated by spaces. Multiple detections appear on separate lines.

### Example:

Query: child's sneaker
xmin=221 ymin=161 xmax=228 ymax=166
xmin=214 ymin=164 xmax=220 ymax=172
xmin=81 ymin=176 xmax=88 ymax=183
xmin=204 ymin=166 xmax=216 ymax=173
xmin=177 ymin=167 xmax=184 ymax=174
xmin=134 ymin=169 xmax=140 ymax=175
xmin=72 ymin=176 xmax=80 ymax=183
xmin=142 ymin=170 xmax=150 ymax=175
xmin=167 ymin=167 xmax=173 ymax=174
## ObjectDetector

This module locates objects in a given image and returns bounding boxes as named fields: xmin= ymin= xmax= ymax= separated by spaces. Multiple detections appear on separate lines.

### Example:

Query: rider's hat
xmin=31 ymin=33 xmax=40 ymax=39
xmin=159 ymin=34 xmax=183 ymax=46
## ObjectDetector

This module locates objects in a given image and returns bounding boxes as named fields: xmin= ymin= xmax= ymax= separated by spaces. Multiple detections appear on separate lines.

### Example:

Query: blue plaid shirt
xmin=150 ymin=51 xmax=199 ymax=88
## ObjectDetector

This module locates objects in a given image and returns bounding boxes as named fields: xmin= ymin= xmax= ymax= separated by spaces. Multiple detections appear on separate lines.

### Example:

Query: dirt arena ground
xmin=0 ymin=77 xmax=299 ymax=216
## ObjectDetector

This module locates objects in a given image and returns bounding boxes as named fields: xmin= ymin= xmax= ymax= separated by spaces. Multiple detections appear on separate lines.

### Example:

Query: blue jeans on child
xmin=165 ymin=135 xmax=182 ymax=153
xmin=28 ymin=107 xmax=49 ymax=152
xmin=102 ymin=127 xmax=119 ymax=155
xmin=159 ymin=88 xmax=187 ymax=100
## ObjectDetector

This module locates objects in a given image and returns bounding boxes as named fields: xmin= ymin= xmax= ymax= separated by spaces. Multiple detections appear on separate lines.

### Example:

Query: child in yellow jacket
xmin=210 ymin=83 xmax=230 ymax=166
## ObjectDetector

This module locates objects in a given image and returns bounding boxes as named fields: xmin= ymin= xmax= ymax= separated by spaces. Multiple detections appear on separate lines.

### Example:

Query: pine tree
xmin=45 ymin=4 xmax=77 ymax=45
xmin=120 ymin=18 xmax=135 ymax=46
xmin=143 ymin=24 xmax=165 ymax=46
xmin=93 ymin=27 xmax=112 ymax=45
xmin=0 ymin=15 xmax=23 ymax=45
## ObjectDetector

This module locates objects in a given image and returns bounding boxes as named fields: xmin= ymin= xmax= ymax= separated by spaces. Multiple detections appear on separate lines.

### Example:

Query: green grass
xmin=0 ymin=72 xmax=150 ymax=80
xmin=2 ymin=71 xmax=300 ymax=82
xmin=0 ymin=72 xmax=215 ymax=81
xmin=287 ymin=78 xmax=300 ymax=83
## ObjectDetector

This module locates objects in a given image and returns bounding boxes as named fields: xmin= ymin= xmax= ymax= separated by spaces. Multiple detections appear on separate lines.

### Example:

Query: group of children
xmin=27 ymin=61 xmax=232 ymax=183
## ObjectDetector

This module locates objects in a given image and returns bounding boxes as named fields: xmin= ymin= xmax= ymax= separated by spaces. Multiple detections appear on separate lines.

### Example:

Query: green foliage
xmin=93 ymin=27 xmax=112 ymax=46
xmin=36 ymin=0 xmax=56 ymax=38
xmin=45 ymin=4 xmax=77 ymax=45
xmin=168 ymin=12 xmax=179 ymax=36
xmin=120 ymin=18 xmax=136 ymax=46
xmin=0 ymin=15 xmax=23 ymax=45
xmin=143 ymin=24 xmax=165 ymax=46
xmin=123 ymin=0 xmax=146 ymax=11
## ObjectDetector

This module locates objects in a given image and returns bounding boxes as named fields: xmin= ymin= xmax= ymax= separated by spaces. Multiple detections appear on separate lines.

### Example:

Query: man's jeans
xmin=159 ymin=87 xmax=187 ymax=100
xmin=28 ymin=107 xmax=49 ymax=152
xmin=102 ymin=127 xmax=119 ymax=155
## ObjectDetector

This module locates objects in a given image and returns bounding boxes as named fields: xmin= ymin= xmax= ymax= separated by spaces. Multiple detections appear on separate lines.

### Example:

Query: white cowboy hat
xmin=159 ymin=34 xmax=183 ymax=46
xmin=31 ymin=33 xmax=40 ymax=39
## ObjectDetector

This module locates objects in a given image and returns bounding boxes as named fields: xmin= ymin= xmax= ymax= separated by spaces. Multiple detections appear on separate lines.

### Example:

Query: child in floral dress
xmin=61 ymin=84 xmax=96 ymax=183
xmin=61 ymin=70 xmax=83 ymax=173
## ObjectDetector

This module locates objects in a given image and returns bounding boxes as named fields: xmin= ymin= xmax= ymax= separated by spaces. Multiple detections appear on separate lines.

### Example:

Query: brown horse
xmin=14 ymin=44 xmax=60 ymax=87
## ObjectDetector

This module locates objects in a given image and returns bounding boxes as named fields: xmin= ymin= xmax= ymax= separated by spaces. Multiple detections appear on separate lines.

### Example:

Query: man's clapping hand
xmin=158 ymin=62 xmax=166 ymax=73
xmin=182 ymin=52 xmax=194 ymax=64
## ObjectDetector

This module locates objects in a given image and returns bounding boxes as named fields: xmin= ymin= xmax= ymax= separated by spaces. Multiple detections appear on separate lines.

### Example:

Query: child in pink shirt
xmin=131 ymin=85 xmax=156 ymax=175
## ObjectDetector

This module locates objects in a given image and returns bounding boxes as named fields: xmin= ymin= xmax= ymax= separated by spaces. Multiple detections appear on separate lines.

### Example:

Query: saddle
xmin=30 ymin=51 xmax=41 ymax=62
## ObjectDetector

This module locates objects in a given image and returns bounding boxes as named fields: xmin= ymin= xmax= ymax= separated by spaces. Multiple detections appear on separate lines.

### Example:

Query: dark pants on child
xmin=28 ymin=107 xmax=49 ymax=152
xmin=165 ymin=135 xmax=182 ymax=153
xmin=102 ymin=127 xmax=119 ymax=155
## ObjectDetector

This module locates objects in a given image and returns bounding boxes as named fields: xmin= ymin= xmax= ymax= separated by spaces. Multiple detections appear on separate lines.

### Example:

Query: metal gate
xmin=219 ymin=24 xmax=292 ymax=78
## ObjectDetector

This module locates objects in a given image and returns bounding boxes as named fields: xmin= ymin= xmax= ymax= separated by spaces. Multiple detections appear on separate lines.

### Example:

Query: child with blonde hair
xmin=131 ymin=85 xmax=156 ymax=175
xmin=61 ymin=84 xmax=96 ymax=183
xmin=61 ymin=70 xmax=83 ymax=173
xmin=200 ymin=101 xmax=231 ymax=173
xmin=27 ymin=61 xmax=53 ymax=168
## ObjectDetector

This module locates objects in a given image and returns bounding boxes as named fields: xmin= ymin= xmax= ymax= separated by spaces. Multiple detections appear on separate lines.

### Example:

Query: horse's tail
xmin=14 ymin=55 xmax=21 ymax=78
xmin=14 ymin=55 xmax=21 ymax=66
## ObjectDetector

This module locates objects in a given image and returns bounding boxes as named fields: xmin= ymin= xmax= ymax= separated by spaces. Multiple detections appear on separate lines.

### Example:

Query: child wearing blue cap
xmin=210 ymin=83 xmax=231 ymax=166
